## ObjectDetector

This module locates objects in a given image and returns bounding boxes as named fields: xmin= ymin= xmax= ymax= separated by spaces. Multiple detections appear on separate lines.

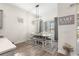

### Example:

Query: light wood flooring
xmin=14 ymin=41 xmax=57 ymax=56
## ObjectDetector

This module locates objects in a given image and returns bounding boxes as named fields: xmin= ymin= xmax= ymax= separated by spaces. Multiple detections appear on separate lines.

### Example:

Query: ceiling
xmin=12 ymin=3 xmax=58 ymax=20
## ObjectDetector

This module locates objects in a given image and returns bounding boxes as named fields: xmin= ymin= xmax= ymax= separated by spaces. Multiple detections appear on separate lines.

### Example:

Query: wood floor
xmin=14 ymin=41 xmax=57 ymax=56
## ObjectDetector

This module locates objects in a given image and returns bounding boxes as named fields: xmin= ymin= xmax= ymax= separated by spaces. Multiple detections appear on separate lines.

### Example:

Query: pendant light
xmin=35 ymin=4 xmax=39 ymax=19
xmin=35 ymin=4 xmax=42 ymax=33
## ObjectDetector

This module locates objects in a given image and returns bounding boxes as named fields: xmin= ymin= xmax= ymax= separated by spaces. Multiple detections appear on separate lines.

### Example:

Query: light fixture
xmin=35 ymin=4 xmax=42 ymax=33
xmin=35 ymin=4 xmax=39 ymax=19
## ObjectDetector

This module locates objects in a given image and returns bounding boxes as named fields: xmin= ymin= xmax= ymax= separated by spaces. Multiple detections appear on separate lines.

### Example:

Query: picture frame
xmin=59 ymin=15 xmax=75 ymax=25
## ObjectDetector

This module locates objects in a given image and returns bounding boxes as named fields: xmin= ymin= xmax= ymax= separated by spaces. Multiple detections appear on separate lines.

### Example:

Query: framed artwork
xmin=59 ymin=15 xmax=75 ymax=25
xmin=0 ymin=10 xmax=3 ymax=29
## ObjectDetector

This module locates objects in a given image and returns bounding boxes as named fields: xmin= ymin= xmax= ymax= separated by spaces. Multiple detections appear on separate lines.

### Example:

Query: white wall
xmin=37 ymin=3 xmax=58 ymax=20
xmin=58 ymin=3 xmax=77 ymax=55
xmin=0 ymin=3 xmax=36 ymax=44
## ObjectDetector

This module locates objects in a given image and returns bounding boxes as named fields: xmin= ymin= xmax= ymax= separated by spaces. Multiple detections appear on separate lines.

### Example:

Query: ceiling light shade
xmin=35 ymin=4 xmax=40 ymax=19
xmin=35 ymin=4 xmax=39 ymax=7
